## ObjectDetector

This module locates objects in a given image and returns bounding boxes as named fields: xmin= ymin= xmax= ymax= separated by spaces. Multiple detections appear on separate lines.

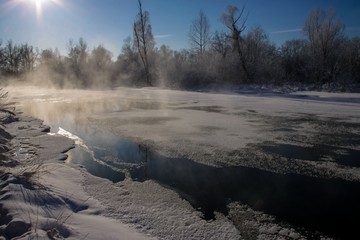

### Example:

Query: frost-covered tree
xmin=2 ymin=40 xmax=21 ymax=75
xmin=211 ymin=31 xmax=231 ymax=59
xmin=19 ymin=43 xmax=38 ymax=72
xmin=0 ymin=41 xmax=4 ymax=74
xmin=221 ymin=5 xmax=253 ymax=83
xmin=189 ymin=10 xmax=211 ymax=54
xmin=115 ymin=37 xmax=143 ymax=86
xmin=0 ymin=42 xmax=38 ymax=76
xmin=241 ymin=26 xmax=278 ymax=82
xmin=67 ymin=38 xmax=88 ymax=69
xmin=280 ymin=39 xmax=310 ymax=82
xmin=133 ymin=0 xmax=155 ymax=85
xmin=347 ymin=37 xmax=360 ymax=83
xmin=303 ymin=7 xmax=345 ymax=83
xmin=221 ymin=5 xmax=247 ymax=52
xmin=337 ymin=36 xmax=360 ymax=84
xmin=67 ymin=37 xmax=89 ymax=87
xmin=88 ymin=45 xmax=113 ymax=87
xmin=37 ymin=48 xmax=66 ymax=87
xmin=156 ymin=45 xmax=174 ymax=86
xmin=89 ymin=45 xmax=112 ymax=73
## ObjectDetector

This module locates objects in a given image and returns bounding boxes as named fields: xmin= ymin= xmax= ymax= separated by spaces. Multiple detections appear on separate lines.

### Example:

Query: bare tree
xmin=280 ymin=39 xmax=310 ymax=82
xmin=68 ymin=38 xmax=88 ymax=67
xmin=0 ymin=41 xmax=4 ymax=75
xmin=220 ymin=5 xmax=252 ymax=82
xmin=303 ymin=7 xmax=345 ymax=83
xmin=89 ymin=45 xmax=113 ymax=87
xmin=115 ymin=37 xmax=141 ymax=85
xmin=67 ymin=37 xmax=89 ymax=86
xmin=90 ymin=45 xmax=112 ymax=72
xmin=221 ymin=6 xmax=247 ymax=52
xmin=189 ymin=10 xmax=211 ymax=54
xmin=133 ymin=0 xmax=155 ymax=85
xmin=20 ymin=43 xmax=38 ymax=72
xmin=0 ymin=42 xmax=38 ymax=75
xmin=347 ymin=37 xmax=360 ymax=83
xmin=156 ymin=45 xmax=174 ymax=86
xmin=241 ymin=26 xmax=275 ymax=82
xmin=38 ymin=48 xmax=66 ymax=87
xmin=3 ymin=40 xmax=21 ymax=75
xmin=211 ymin=31 xmax=231 ymax=58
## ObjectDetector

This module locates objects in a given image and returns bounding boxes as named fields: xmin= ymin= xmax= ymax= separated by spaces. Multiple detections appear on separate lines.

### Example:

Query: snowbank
xmin=0 ymin=113 xmax=153 ymax=239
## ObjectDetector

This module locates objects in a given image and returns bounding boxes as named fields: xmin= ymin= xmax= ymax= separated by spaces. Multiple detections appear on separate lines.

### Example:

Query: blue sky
xmin=1 ymin=0 xmax=359 ymax=57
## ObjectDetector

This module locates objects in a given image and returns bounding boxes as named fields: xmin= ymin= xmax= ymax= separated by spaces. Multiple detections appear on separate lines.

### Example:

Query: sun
xmin=31 ymin=0 xmax=48 ymax=8
xmin=31 ymin=0 xmax=48 ymax=17
xmin=5 ymin=0 xmax=63 ymax=21
xmin=29 ymin=0 xmax=64 ymax=20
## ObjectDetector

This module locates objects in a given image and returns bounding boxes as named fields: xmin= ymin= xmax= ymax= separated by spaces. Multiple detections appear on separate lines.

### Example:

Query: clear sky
xmin=1 ymin=0 xmax=359 ymax=57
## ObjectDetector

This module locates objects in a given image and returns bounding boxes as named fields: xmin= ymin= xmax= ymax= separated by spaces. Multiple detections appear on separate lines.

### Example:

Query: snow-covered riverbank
xmin=0 ymin=114 xmax=154 ymax=239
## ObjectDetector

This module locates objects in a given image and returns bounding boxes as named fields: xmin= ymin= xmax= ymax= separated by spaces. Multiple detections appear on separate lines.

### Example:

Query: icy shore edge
xmin=0 ymin=113 xmax=153 ymax=239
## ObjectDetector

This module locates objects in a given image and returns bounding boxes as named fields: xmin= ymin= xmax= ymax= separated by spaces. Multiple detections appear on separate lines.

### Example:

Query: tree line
xmin=0 ymin=1 xmax=359 ymax=90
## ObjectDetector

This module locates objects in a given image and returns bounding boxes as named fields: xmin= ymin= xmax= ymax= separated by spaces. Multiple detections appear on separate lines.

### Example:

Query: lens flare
xmin=5 ymin=0 xmax=63 ymax=21
xmin=33 ymin=0 xmax=47 ymax=19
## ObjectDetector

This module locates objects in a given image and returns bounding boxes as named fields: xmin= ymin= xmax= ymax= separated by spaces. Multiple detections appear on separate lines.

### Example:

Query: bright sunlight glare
xmin=32 ymin=0 xmax=48 ymax=19
xmin=5 ymin=0 xmax=63 ymax=21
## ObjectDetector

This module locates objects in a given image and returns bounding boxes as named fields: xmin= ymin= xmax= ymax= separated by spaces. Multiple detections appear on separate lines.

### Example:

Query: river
xmin=8 ymin=86 xmax=360 ymax=239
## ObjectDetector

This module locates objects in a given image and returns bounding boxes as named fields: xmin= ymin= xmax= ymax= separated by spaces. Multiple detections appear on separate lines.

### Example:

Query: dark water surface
xmin=262 ymin=143 xmax=360 ymax=167
xmin=66 ymin=129 xmax=360 ymax=240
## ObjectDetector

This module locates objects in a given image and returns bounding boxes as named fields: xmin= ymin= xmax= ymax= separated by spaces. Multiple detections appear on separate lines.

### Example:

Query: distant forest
xmin=0 ymin=1 xmax=359 ymax=90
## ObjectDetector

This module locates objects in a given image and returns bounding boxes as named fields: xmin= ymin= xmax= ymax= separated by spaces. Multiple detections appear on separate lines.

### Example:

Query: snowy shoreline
xmin=0 ymin=113 xmax=154 ymax=239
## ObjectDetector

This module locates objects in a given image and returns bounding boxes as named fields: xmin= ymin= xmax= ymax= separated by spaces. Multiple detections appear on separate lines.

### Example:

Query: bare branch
xmin=189 ymin=10 xmax=211 ymax=54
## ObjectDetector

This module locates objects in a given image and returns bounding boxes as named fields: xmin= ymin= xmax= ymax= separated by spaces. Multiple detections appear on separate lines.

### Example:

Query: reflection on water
xmin=68 ymin=148 xmax=125 ymax=183
xmin=60 ymin=127 xmax=144 ymax=182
